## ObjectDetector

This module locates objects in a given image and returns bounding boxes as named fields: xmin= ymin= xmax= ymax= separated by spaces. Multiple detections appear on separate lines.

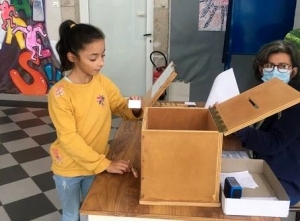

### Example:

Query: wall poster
xmin=198 ymin=0 xmax=229 ymax=31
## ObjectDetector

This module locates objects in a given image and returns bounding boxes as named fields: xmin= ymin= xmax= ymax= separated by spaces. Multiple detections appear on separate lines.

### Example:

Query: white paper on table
xmin=204 ymin=68 xmax=240 ymax=108
xmin=220 ymin=171 xmax=259 ymax=189
xmin=184 ymin=102 xmax=196 ymax=106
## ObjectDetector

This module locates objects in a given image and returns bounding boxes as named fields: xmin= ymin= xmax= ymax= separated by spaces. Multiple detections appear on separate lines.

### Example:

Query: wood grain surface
xmin=80 ymin=120 xmax=280 ymax=221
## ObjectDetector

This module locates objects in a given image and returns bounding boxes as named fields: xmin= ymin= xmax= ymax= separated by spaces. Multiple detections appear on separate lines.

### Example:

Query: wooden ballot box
xmin=140 ymin=78 xmax=300 ymax=207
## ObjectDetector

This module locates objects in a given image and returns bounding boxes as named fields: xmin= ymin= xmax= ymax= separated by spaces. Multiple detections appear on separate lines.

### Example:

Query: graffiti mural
xmin=198 ymin=0 xmax=229 ymax=31
xmin=0 ymin=0 xmax=61 ymax=95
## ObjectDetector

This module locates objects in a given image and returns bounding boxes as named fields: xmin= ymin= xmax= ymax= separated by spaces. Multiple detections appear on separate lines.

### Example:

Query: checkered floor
xmin=0 ymin=105 xmax=122 ymax=221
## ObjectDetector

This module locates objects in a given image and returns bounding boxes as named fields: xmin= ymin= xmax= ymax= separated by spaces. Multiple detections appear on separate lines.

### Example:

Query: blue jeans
xmin=53 ymin=174 xmax=95 ymax=221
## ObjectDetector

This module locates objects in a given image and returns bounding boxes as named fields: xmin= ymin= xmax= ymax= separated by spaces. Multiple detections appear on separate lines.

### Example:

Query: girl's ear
xmin=67 ymin=52 xmax=77 ymax=63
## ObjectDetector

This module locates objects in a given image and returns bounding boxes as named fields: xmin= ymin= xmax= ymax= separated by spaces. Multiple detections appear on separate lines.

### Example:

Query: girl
xmin=235 ymin=40 xmax=300 ymax=206
xmin=48 ymin=20 xmax=142 ymax=221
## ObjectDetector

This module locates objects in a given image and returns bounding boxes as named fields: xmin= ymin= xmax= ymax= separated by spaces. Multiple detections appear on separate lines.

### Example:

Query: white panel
xmin=82 ymin=0 xmax=153 ymax=97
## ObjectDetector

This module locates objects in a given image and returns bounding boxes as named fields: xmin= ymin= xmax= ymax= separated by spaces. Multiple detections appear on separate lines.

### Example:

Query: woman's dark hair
xmin=56 ymin=20 xmax=105 ymax=72
xmin=253 ymin=40 xmax=300 ymax=90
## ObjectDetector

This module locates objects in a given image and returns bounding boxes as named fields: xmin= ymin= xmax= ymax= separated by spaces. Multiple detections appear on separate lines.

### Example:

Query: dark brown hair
xmin=56 ymin=20 xmax=105 ymax=72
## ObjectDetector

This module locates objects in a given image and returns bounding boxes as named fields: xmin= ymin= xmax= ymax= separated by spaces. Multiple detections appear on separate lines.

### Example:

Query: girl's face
xmin=70 ymin=39 xmax=106 ymax=77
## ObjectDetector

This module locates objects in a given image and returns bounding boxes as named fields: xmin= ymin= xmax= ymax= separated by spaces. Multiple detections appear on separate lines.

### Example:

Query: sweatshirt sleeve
xmin=235 ymin=104 xmax=300 ymax=155
xmin=48 ymin=84 xmax=111 ymax=174
xmin=100 ymin=75 xmax=142 ymax=119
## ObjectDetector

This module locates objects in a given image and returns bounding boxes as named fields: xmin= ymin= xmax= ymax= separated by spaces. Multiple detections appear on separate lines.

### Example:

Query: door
xmin=79 ymin=0 xmax=153 ymax=97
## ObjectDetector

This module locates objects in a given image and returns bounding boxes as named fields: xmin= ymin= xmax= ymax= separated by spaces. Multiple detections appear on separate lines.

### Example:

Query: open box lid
xmin=211 ymin=78 xmax=300 ymax=136
xmin=142 ymin=61 xmax=177 ymax=109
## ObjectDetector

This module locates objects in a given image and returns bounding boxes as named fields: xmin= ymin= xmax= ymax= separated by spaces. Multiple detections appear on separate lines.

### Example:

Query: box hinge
xmin=209 ymin=106 xmax=228 ymax=133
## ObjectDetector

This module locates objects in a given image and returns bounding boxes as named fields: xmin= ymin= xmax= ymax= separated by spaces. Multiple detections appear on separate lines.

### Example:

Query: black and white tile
xmin=0 ymin=106 xmax=121 ymax=221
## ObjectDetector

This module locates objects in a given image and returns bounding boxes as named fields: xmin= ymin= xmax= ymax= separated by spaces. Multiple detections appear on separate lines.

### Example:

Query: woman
xmin=235 ymin=40 xmax=300 ymax=206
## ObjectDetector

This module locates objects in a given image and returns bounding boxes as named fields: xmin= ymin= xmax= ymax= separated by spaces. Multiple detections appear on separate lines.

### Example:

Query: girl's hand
xmin=129 ymin=96 xmax=142 ymax=117
xmin=106 ymin=160 xmax=131 ymax=174
xmin=129 ymin=95 xmax=141 ymax=101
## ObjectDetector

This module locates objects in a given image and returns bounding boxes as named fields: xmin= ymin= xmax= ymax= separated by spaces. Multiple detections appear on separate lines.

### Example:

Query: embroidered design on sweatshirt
xmin=97 ymin=94 xmax=105 ymax=106
xmin=54 ymin=86 xmax=64 ymax=97
xmin=52 ymin=148 xmax=63 ymax=163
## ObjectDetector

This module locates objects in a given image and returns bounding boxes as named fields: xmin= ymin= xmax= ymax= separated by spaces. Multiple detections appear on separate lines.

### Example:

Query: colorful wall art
xmin=0 ymin=0 xmax=61 ymax=95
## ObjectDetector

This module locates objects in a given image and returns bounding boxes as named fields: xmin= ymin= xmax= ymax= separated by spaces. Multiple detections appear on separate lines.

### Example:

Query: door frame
xmin=79 ymin=0 xmax=154 ymax=92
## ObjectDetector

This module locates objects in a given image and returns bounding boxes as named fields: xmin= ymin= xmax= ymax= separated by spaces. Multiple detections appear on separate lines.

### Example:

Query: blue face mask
xmin=261 ymin=67 xmax=291 ymax=83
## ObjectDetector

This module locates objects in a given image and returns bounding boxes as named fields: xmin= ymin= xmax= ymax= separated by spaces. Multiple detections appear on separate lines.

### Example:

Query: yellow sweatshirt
xmin=48 ymin=73 xmax=139 ymax=177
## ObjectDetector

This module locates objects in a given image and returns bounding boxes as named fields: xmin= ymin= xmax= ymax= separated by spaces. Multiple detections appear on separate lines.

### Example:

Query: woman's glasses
xmin=263 ymin=63 xmax=292 ymax=73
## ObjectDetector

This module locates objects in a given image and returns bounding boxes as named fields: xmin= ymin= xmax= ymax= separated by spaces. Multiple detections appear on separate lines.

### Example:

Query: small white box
xmin=221 ymin=159 xmax=290 ymax=217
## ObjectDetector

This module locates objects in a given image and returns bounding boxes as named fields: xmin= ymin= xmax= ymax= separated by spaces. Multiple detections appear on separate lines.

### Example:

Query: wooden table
xmin=80 ymin=120 xmax=280 ymax=221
